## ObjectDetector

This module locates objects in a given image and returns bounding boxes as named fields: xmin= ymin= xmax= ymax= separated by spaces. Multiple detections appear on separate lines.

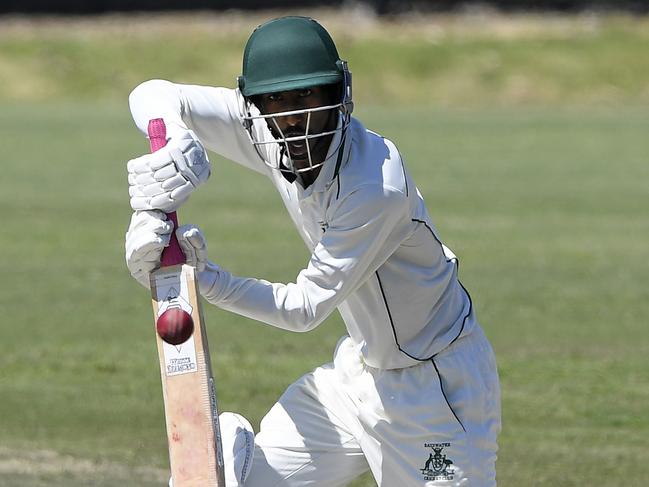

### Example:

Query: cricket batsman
xmin=125 ymin=16 xmax=501 ymax=486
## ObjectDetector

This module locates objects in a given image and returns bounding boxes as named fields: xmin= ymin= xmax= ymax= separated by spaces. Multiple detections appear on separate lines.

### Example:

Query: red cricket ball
xmin=156 ymin=307 xmax=194 ymax=345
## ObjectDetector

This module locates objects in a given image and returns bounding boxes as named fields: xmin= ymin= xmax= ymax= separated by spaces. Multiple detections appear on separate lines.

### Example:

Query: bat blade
xmin=150 ymin=264 xmax=224 ymax=486
xmin=147 ymin=118 xmax=225 ymax=486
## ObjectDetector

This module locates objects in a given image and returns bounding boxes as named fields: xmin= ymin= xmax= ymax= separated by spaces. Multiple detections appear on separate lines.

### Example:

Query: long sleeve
xmin=129 ymin=79 xmax=267 ymax=176
xmin=201 ymin=183 xmax=409 ymax=332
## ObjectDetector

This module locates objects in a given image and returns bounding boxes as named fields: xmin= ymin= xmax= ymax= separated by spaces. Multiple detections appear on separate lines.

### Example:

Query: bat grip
xmin=147 ymin=118 xmax=186 ymax=267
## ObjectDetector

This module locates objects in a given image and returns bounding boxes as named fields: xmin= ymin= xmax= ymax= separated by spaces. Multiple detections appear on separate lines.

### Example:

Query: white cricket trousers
xmin=244 ymin=326 xmax=501 ymax=486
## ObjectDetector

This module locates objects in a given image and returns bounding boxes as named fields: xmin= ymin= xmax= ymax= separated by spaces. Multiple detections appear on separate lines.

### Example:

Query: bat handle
xmin=148 ymin=118 xmax=186 ymax=267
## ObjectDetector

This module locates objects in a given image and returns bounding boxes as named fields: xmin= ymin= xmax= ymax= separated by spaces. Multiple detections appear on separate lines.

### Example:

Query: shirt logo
xmin=420 ymin=443 xmax=455 ymax=481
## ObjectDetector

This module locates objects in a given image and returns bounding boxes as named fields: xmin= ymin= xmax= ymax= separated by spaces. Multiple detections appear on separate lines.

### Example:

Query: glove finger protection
xmin=176 ymin=224 xmax=222 ymax=298
xmin=176 ymin=224 xmax=211 ymax=271
xmin=130 ymin=191 xmax=190 ymax=213
xmin=125 ymin=209 xmax=172 ymax=235
xmin=125 ymin=211 xmax=173 ymax=288
xmin=127 ymin=148 xmax=173 ymax=174
xmin=126 ymin=129 xmax=211 ymax=212
xmin=128 ymin=173 xmax=189 ymax=199
xmin=153 ymin=163 xmax=180 ymax=181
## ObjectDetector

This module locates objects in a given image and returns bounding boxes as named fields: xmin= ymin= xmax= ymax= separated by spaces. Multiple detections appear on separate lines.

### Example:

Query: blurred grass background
xmin=1 ymin=11 xmax=649 ymax=105
xmin=0 ymin=9 xmax=648 ymax=487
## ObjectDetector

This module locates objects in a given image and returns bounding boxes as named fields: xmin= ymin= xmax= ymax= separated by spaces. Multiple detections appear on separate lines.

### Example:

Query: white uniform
xmin=130 ymin=80 xmax=501 ymax=486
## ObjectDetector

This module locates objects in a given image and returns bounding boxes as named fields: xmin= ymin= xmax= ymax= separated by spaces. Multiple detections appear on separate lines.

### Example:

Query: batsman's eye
xmin=298 ymin=89 xmax=312 ymax=98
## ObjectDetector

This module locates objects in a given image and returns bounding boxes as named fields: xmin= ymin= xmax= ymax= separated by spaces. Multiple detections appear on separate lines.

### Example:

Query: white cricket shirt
xmin=129 ymin=80 xmax=476 ymax=370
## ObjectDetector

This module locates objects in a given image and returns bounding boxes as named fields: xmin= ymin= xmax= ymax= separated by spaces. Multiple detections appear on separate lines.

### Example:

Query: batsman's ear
xmin=237 ymin=76 xmax=245 ymax=94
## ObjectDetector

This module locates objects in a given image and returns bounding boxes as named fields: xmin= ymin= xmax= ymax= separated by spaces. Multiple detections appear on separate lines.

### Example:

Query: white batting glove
xmin=176 ymin=224 xmax=223 ymax=298
xmin=127 ymin=129 xmax=211 ymax=212
xmin=125 ymin=210 xmax=173 ymax=288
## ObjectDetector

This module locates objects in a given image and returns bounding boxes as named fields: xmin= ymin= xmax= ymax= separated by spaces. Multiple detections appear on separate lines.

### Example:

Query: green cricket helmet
xmin=237 ymin=16 xmax=353 ymax=175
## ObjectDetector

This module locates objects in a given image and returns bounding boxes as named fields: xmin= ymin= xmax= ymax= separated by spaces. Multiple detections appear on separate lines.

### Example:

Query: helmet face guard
xmin=238 ymin=62 xmax=353 ymax=175
xmin=237 ymin=16 xmax=354 ymax=176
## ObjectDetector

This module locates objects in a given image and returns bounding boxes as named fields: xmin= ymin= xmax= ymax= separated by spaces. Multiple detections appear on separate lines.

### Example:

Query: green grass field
xmin=1 ymin=11 xmax=648 ymax=487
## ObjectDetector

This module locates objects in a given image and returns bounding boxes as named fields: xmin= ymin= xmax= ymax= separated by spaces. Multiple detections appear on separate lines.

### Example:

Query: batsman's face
xmin=256 ymin=86 xmax=338 ymax=169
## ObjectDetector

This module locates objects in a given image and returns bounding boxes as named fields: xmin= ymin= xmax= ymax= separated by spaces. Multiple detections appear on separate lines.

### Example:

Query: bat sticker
xmin=153 ymin=272 xmax=199 ymax=376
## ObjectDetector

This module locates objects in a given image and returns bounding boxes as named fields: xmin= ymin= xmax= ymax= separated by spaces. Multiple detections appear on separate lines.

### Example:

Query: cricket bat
xmin=146 ymin=118 xmax=225 ymax=486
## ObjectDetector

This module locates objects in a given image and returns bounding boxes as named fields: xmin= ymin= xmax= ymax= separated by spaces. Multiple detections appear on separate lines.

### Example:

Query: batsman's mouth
xmin=288 ymin=141 xmax=308 ymax=158
xmin=283 ymin=131 xmax=310 ymax=158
